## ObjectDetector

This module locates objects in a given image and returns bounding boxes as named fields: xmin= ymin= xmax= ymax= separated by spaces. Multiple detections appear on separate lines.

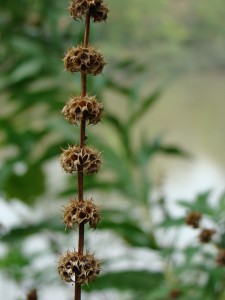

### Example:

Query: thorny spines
xmin=58 ymin=250 xmax=101 ymax=284
xmin=63 ymin=198 xmax=101 ymax=229
xmin=60 ymin=145 xmax=101 ymax=175
xmin=62 ymin=95 xmax=104 ymax=125
xmin=64 ymin=45 xmax=106 ymax=75
xmin=69 ymin=0 xmax=109 ymax=22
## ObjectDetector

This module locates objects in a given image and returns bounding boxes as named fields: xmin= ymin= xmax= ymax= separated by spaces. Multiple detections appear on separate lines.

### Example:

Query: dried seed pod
xmin=63 ymin=198 xmax=100 ymax=229
xmin=64 ymin=45 xmax=105 ymax=75
xmin=26 ymin=289 xmax=37 ymax=300
xmin=58 ymin=250 xmax=101 ymax=284
xmin=60 ymin=145 xmax=101 ymax=175
xmin=185 ymin=211 xmax=202 ymax=229
xmin=169 ymin=289 xmax=181 ymax=299
xmin=62 ymin=95 xmax=103 ymax=125
xmin=199 ymin=228 xmax=216 ymax=243
xmin=69 ymin=0 xmax=109 ymax=22
xmin=216 ymin=250 xmax=225 ymax=267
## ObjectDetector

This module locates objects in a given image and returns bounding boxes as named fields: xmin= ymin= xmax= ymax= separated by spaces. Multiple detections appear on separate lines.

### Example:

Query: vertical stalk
xmin=75 ymin=11 xmax=91 ymax=300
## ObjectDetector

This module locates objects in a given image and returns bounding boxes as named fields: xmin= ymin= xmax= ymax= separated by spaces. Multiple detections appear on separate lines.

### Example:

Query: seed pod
xmin=216 ymin=250 xmax=225 ymax=267
xmin=60 ymin=145 xmax=101 ymax=175
xmin=185 ymin=211 xmax=202 ymax=229
xmin=62 ymin=95 xmax=103 ymax=125
xmin=169 ymin=289 xmax=181 ymax=299
xmin=58 ymin=250 xmax=101 ymax=284
xmin=64 ymin=45 xmax=105 ymax=75
xmin=26 ymin=289 xmax=37 ymax=300
xmin=69 ymin=0 xmax=109 ymax=22
xmin=63 ymin=198 xmax=100 ymax=229
xmin=199 ymin=228 xmax=216 ymax=243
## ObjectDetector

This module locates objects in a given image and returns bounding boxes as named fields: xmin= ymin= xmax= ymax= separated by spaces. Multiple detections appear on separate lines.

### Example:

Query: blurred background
xmin=1 ymin=0 xmax=225 ymax=299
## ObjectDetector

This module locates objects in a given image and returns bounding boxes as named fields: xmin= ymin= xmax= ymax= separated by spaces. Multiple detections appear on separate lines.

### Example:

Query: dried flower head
xmin=185 ymin=211 xmax=202 ymax=229
xmin=26 ymin=289 xmax=37 ymax=300
xmin=64 ymin=45 xmax=105 ymax=75
xmin=58 ymin=250 xmax=100 ymax=284
xmin=199 ymin=228 xmax=216 ymax=244
xmin=63 ymin=198 xmax=100 ymax=229
xmin=62 ymin=95 xmax=103 ymax=125
xmin=60 ymin=145 xmax=101 ymax=175
xmin=69 ymin=0 xmax=109 ymax=22
xmin=216 ymin=250 xmax=225 ymax=267
xmin=169 ymin=289 xmax=181 ymax=299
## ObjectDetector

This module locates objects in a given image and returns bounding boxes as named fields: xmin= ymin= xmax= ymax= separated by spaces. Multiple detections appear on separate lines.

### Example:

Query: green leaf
xmin=127 ymin=87 xmax=163 ymax=127
xmin=0 ymin=246 xmax=32 ymax=282
xmin=8 ymin=59 xmax=44 ymax=84
xmin=138 ymin=135 xmax=189 ymax=166
xmin=3 ymin=163 xmax=46 ymax=204
xmin=177 ymin=190 xmax=213 ymax=215
xmin=85 ymin=271 xmax=163 ymax=292
xmin=99 ymin=210 xmax=159 ymax=249
xmin=158 ymin=145 xmax=190 ymax=158
xmin=158 ymin=217 xmax=184 ymax=228
xmin=1 ymin=219 xmax=63 ymax=243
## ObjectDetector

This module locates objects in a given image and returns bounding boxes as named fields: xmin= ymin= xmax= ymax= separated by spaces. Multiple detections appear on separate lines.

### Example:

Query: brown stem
xmin=83 ymin=12 xmax=90 ymax=48
xmin=75 ymin=11 xmax=91 ymax=300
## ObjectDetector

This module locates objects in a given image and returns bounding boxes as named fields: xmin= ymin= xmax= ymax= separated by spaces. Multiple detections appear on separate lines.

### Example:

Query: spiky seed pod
xmin=199 ymin=228 xmax=216 ymax=244
xmin=69 ymin=0 xmax=109 ymax=22
xmin=58 ymin=250 xmax=101 ymax=284
xmin=169 ymin=289 xmax=181 ymax=299
xmin=62 ymin=95 xmax=103 ymax=125
xmin=64 ymin=45 xmax=105 ymax=75
xmin=60 ymin=145 xmax=101 ymax=175
xmin=63 ymin=198 xmax=100 ymax=229
xmin=26 ymin=289 xmax=37 ymax=300
xmin=216 ymin=250 xmax=225 ymax=267
xmin=185 ymin=211 xmax=202 ymax=229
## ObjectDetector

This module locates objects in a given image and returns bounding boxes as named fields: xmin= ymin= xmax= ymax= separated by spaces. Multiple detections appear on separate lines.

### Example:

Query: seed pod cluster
xmin=58 ymin=250 xmax=100 ymax=284
xmin=62 ymin=95 xmax=103 ymax=125
xmin=69 ymin=0 xmax=109 ymax=22
xmin=60 ymin=145 xmax=101 ymax=175
xmin=63 ymin=198 xmax=100 ymax=229
xmin=64 ymin=46 xmax=105 ymax=75
xmin=58 ymin=0 xmax=109 ymax=292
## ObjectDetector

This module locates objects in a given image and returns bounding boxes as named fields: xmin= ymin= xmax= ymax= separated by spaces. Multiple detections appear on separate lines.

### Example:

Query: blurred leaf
xmin=138 ymin=135 xmax=189 ymax=166
xmin=8 ymin=60 xmax=44 ymax=84
xmin=0 ymin=246 xmax=32 ymax=282
xmin=86 ymin=271 xmax=163 ymax=292
xmin=158 ymin=217 xmax=184 ymax=228
xmin=158 ymin=145 xmax=190 ymax=158
xmin=128 ymin=87 xmax=163 ymax=127
xmin=177 ymin=191 xmax=213 ymax=215
xmin=3 ymin=164 xmax=46 ymax=204
xmin=1 ymin=219 xmax=63 ymax=243
xmin=99 ymin=210 xmax=159 ymax=249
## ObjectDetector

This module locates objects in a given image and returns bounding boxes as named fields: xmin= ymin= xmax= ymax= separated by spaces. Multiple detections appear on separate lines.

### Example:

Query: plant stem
xmin=75 ymin=11 xmax=91 ymax=300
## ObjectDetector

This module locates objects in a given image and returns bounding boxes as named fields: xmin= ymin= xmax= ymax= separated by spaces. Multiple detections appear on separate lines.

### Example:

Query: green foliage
xmin=85 ymin=271 xmax=163 ymax=294
xmin=0 ymin=0 xmax=225 ymax=299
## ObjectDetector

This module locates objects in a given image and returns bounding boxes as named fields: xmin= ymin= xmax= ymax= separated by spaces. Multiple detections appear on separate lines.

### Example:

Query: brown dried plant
xmin=58 ymin=0 xmax=109 ymax=299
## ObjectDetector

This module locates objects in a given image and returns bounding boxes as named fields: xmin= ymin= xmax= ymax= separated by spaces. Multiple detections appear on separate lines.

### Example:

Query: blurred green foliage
xmin=0 ymin=0 xmax=225 ymax=299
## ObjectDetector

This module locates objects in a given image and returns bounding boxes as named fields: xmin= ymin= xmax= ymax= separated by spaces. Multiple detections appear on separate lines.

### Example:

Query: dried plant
xmin=26 ymin=289 xmax=37 ymax=300
xmin=58 ymin=0 xmax=109 ymax=299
